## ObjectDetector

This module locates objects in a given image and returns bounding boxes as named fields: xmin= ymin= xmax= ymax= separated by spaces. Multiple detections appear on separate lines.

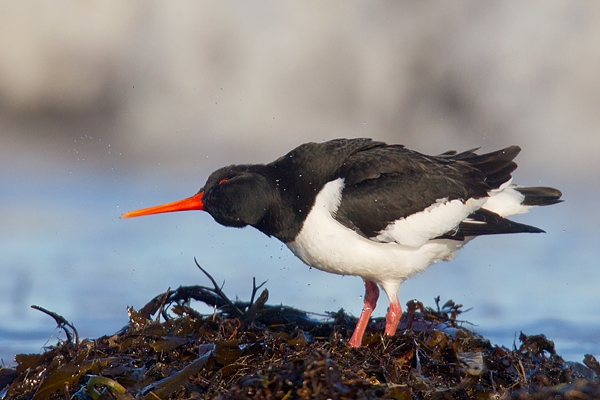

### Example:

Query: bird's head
xmin=121 ymin=165 xmax=274 ymax=229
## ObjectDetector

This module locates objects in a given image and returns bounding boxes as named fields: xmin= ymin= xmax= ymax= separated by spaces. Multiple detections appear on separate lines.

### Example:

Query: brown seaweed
xmin=1 ymin=265 xmax=598 ymax=399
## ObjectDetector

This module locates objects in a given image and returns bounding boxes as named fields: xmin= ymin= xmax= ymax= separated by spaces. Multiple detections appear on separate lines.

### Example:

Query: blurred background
xmin=1 ymin=2 xmax=599 ymax=365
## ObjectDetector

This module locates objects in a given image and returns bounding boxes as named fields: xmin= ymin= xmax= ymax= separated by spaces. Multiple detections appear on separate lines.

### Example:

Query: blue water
xmin=1 ymin=169 xmax=598 ymax=365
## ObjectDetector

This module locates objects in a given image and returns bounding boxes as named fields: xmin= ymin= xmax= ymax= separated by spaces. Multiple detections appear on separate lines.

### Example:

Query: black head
xmin=201 ymin=165 xmax=275 ymax=228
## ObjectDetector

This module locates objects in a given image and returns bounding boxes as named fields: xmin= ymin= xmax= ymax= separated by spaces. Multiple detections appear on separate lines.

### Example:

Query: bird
xmin=121 ymin=138 xmax=562 ymax=347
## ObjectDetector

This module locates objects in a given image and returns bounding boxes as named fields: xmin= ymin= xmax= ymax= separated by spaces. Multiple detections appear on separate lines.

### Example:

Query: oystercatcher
xmin=122 ymin=138 xmax=562 ymax=347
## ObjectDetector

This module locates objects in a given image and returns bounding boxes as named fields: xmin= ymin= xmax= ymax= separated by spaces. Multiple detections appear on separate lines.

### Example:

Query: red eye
xmin=218 ymin=179 xmax=228 ymax=185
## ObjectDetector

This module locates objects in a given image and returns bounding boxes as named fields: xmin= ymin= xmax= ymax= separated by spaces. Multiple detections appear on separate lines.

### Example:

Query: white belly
xmin=287 ymin=229 xmax=464 ymax=283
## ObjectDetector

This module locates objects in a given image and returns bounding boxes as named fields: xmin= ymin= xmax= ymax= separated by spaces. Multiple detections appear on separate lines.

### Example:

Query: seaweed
xmin=1 ymin=263 xmax=598 ymax=399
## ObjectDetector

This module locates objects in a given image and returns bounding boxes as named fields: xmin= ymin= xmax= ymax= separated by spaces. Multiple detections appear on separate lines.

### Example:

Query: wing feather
xmin=333 ymin=145 xmax=524 ymax=244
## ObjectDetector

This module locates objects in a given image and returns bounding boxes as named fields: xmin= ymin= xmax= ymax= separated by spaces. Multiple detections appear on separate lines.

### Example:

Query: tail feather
xmin=471 ymin=146 xmax=521 ymax=188
xmin=484 ymin=163 xmax=518 ymax=188
xmin=467 ymin=145 xmax=521 ymax=174
xmin=437 ymin=145 xmax=522 ymax=189
xmin=515 ymin=186 xmax=563 ymax=206
xmin=435 ymin=147 xmax=562 ymax=241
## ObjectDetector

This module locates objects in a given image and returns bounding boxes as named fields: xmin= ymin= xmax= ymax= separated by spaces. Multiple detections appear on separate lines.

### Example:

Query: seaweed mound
xmin=1 ymin=265 xmax=599 ymax=399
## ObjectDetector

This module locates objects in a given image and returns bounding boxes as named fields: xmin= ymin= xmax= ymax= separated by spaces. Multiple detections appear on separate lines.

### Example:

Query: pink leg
xmin=384 ymin=298 xmax=402 ymax=337
xmin=349 ymin=280 xmax=379 ymax=347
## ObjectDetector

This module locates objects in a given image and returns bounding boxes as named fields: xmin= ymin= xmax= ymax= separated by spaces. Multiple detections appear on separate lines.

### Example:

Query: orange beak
xmin=121 ymin=192 xmax=204 ymax=219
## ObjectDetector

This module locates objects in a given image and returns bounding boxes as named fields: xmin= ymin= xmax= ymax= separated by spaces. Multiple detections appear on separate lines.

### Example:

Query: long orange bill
xmin=120 ymin=192 xmax=204 ymax=219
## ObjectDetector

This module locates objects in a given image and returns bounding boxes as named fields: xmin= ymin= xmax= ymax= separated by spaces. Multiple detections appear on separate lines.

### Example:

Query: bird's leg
xmin=349 ymin=280 xmax=379 ymax=347
xmin=384 ymin=297 xmax=402 ymax=337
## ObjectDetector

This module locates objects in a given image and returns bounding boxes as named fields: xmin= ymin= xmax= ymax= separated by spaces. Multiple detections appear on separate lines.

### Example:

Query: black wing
xmin=334 ymin=145 xmax=522 ymax=240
